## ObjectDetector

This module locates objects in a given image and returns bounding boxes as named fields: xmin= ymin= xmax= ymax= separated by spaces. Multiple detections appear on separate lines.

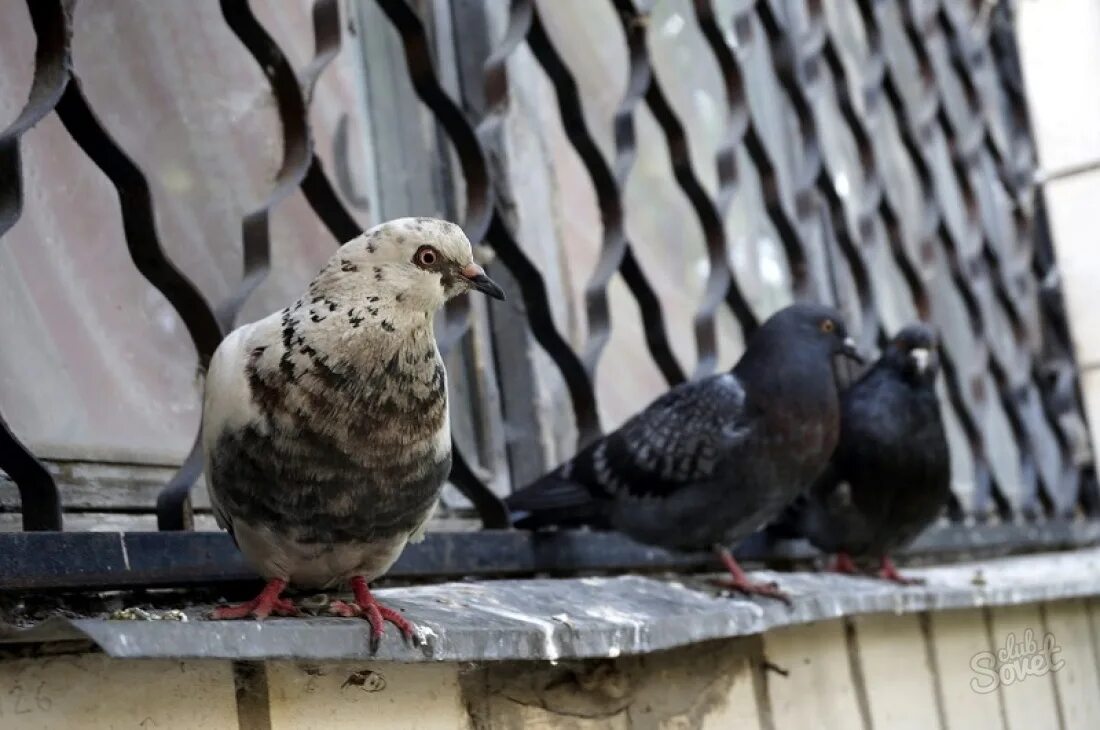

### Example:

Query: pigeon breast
xmin=207 ymin=314 xmax=451 ymax=547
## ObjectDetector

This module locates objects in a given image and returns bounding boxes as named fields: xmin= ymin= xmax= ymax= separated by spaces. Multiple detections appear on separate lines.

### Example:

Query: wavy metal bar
xmin=51 ymin=86 xmax=225 ymax=370
xmin=54 ymin=77 xmax=226 ymax=532
xmin=937 ymin=3 xmax=1031 ymax=205
xmin=986 ymin=0 xmax=1090 ymax=514
xmin=892 ymin=0 xmax=1046 ymax=518
xmin=847 ymin=0 xmax=1002 ymax=519
xmin=203 ymin=0 xmax=514 ymax=529
xmin=753 ymin=0 xmax=879 ymax=344
xmin=375 ymin=0 xmax=602 ymax=445
xmin=277 ymin=0 xmax=505 ymax=525
xmin=161 ymin=0 xmax=362 ymax=528
xmin=525 ymin=3 xmax=688 ymax=386
xmin=935 ymin=0 xmax=1079 ymax=516
xmin=254 ymin=0 xmax=505 ymax=527
xmin=0 ymin=0 xmax=74 ymax=530
xmin=814 ymin=5 xmax=976 ymax=518
xmin=0 ymin=417 xmax=61 ymax=532
xmin=373 ymin=0 xmax=491 ymax=355
xmin=299 ymin=0 xmax=363 ymax=244
xmin=150 ymin=0 xmax=325 ymax=529
xmin=0 ymin=2 xmax=71 ymax=238
xmin=372 ymin=1 xmax=491 ymax=236
xmin=613 ymin=0 xmax=752 ymax=378
xmin=693 ymin=0 xmax=813 ymax=308
xmin=215 ymin=0 xmax=313 ymax=331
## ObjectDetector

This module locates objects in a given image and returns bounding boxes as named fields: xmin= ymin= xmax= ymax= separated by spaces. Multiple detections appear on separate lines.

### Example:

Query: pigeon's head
xmin=319 ymin=217 xmax=505 ymax=312
xmin=884 ymin=323 xmax=940 ymax=383
xmin=750 ymin=303 xmax=863 ymax=364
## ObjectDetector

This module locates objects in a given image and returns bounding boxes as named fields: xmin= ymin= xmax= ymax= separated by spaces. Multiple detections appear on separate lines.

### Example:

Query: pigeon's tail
xmin=505 ymin=471 xmax=609 ymax=530
xmin=764 ymin=496 xmax=808 ymax=540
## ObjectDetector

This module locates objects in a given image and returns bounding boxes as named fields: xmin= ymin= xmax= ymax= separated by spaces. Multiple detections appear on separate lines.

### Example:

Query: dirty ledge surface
xmin=3 ymin=547 xmax=1098 ymax=663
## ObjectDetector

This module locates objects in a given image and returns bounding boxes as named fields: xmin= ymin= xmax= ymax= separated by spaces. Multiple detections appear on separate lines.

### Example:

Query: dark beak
xmin=460 ymin=263 xmax=506 ymax=300
xmin=840 ymin=336 xmax=865 ymax=364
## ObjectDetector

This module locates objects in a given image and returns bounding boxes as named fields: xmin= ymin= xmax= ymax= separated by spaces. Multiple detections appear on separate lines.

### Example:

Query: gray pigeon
xmin=506 ymin=303 xmax=862 ymax=603
xmin=770 ymin=324 xmax=950 ymax=584
xmin=202 ymin=217 xmax=504 ymax=644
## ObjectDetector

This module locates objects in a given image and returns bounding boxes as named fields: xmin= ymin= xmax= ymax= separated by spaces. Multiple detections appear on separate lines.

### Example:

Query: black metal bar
xmin=0 ymin=418 xmax=62 ymax=531
xmin=0 ymin=0 xmax=73 ymax=531
xmin=0 ymin=0 xmax=1096 ymax=593
xmin=525 ymin=4 xmax=690 ymax=385
xmin=754 ymin=0 xmax=880 ymax=340
xmin=854 ymin=0 xmax=1007 ymax=520
xmin=2 ymin=523 xmax=1097 ymax=592
xmin=615 ymin=0 xmax=755 ymax=376
xmin=154 ymin=437 xmax=205 ymax=531
xmin=214 ymin=0 xmax=313 ymax=331
xmin=701 ymin=0 xmax=815 ymax=303
xmin=51 ymin=46 xmax=226 ymax=533
xmin=376 ymin=0 xmax=603 ymax=448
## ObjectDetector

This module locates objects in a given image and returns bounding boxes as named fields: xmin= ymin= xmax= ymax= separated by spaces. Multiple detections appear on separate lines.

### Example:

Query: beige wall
xmin=3 ymin=599 xmax=1097 ymax=729
xmin=1018 ymin=0 xmax=1100 ymax=464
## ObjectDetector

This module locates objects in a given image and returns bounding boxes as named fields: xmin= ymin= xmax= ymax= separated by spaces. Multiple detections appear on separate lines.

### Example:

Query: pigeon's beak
xmin=910 ymin=347 xmax=931 ymax=373
xmin=460 ymin=263 xmax=506 ymax=300
xmin=840 ymin=337 xmax=865 ymax=364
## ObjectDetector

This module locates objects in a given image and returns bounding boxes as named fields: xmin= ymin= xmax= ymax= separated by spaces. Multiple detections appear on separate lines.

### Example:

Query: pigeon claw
xmin=877 ymin=557 xmax=924 ymax=586
xmin=713 ymin=547 xmax=793 ymax=606
xmin=828 ymin=552 xmax=861 ymax=576
xmin=211 ymin=578 xmax=298 ymax=620
xmin=330 ymin=576 xmax=419 ymax=652
xmin=712 ymin=577 xmax=793 ymax=606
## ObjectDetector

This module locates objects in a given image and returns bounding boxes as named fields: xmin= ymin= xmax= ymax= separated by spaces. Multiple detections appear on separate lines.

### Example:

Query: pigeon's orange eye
xmin=820 ymin=319 xmax=835 ymax=334
xmin=415 ymin=246 xmax=439 ymax=268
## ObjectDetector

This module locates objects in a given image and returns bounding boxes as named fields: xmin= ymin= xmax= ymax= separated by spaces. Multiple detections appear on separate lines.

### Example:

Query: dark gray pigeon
xmin=202 ymin=217 xmax=504 ymax=644
xmin=770 ymin=324 xmax=951 ymax=584
xmin=506 ymin=303 xmax=862 ymax=603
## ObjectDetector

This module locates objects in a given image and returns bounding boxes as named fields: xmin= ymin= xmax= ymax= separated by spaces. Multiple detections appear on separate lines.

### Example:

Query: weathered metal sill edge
xmin=3 ymin=547 xmax=1099 ymax=663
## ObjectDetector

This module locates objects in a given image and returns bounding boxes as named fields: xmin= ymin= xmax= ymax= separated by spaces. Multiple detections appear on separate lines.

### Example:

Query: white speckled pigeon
xmin=201 ymin=217 xmax=504 ymax=644
xmin=506 ymin=303 xmax=862 ymax=603
xmin=770 ymin=324 xmax=951 ymax=584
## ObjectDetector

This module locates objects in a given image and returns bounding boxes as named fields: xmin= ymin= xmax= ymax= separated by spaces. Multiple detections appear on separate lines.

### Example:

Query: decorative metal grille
xmin=0 ymin=0 xmax=1096 ymax=590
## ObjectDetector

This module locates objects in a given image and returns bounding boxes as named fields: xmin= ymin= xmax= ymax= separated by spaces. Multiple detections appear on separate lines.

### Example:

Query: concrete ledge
xmin=3 ymin=547 xmax=1099 ymax=662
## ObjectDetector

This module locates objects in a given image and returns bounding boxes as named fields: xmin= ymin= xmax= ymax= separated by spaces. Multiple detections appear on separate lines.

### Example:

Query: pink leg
xmin=829 ymin=552 xmax=861 ymax=576
xmin=328 ymin=576 xmax=418 ymax=650
xmin=211 ymin=578 xmax=298 ymax=620
xmin=710 ymin=548 xmax=792 ymax=605
xmin=877 ymin=556 xmax=925 ymax=585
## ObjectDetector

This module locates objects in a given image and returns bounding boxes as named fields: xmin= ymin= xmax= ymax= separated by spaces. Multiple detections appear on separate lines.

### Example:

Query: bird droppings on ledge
xmin=108 ymin=607 xmax=188 ymax=622
xmin=1 ymin=547 xmax=1099 ymax=663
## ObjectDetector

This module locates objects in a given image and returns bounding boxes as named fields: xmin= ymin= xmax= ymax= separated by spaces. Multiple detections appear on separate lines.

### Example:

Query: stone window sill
xmin=3 ymin=547 xmax=1099 ymax=663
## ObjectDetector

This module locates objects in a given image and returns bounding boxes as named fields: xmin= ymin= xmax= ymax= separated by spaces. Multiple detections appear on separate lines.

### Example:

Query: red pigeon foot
xmin=328 ymin=576 xmax=418 ymax=651
xmin=709 ymin=547 xmax=792 ymax=606
xmin=211 ymin=578 xmax=298 ymax=620
xmin=877 ymin=556 xmax=924 ymax=585
xmin=828 ymin=552 xmax=861 ymax=576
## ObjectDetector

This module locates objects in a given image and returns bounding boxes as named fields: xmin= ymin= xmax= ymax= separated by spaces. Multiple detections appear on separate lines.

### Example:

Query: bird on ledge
xmin=201 ymin=217 xmax=504 ymax=648
xmin=770 ymin=324 xmax=951 ymax=585
xmin=506 ymin=303 xmax=863 ymax=605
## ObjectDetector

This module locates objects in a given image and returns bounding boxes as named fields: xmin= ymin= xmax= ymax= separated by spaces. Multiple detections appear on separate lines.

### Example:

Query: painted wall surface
xmin=1 ymin=599 xmax=1097 ymax=729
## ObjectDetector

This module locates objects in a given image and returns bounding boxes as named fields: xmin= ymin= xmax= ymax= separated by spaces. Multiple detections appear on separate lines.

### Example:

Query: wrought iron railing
xmin=1 ymin=0 xmax=1097 ymax=591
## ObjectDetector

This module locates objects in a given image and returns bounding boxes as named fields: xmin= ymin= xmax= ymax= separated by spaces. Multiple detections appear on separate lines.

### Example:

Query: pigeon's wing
xmin=593 ymin=372 xmax=750 ymax=498
xmin=200 ymin=320 xmax=268 ymax=536
xmin=507 ymin=373 xmax=750 ymax=528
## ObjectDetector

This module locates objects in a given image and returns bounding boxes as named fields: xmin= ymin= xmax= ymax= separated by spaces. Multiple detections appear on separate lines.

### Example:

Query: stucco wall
xmin=2 ymin=598 xmax=1097 ymax=729
xmin=1018 ymin=0 xmax=1100 ymax=462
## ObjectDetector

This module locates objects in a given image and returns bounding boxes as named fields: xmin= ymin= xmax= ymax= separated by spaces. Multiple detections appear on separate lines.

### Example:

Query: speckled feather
xmin=506 ymin=304 xmax=854 ymax=553
xmin=773 ymin=324 xmax=952 ymax=557
xmin=202 ymin=218 xmax=488 ymax=589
